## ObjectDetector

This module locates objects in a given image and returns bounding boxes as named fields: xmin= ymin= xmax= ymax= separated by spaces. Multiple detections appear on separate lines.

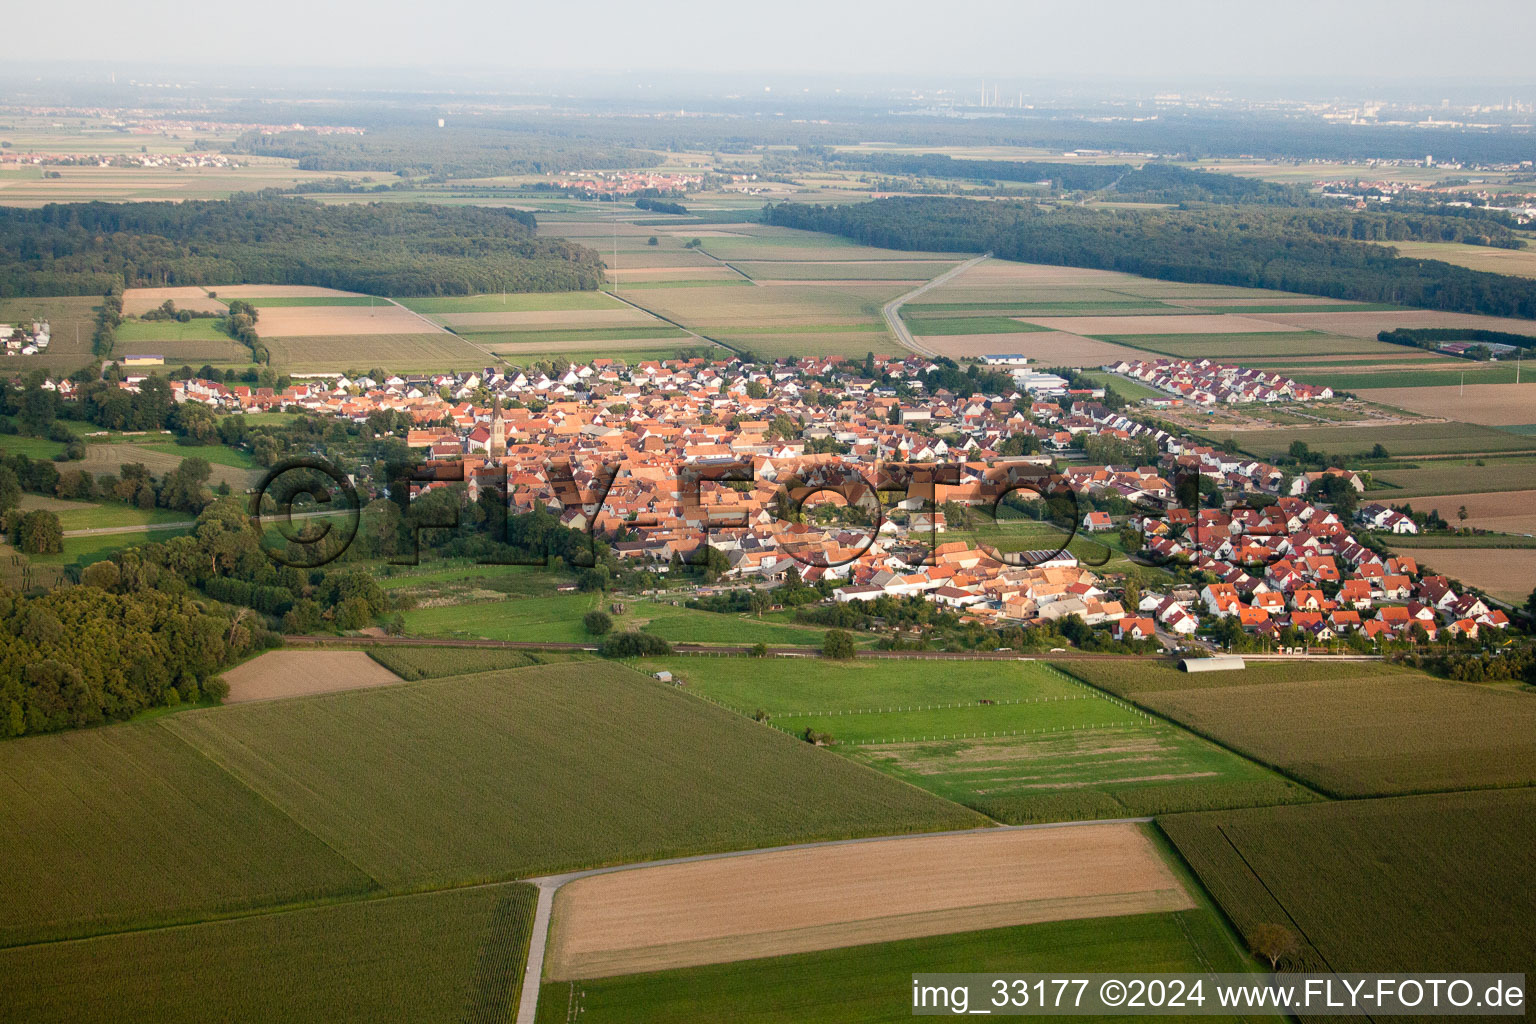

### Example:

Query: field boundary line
xmin=152 ymin=718 xmax=387 ymax=891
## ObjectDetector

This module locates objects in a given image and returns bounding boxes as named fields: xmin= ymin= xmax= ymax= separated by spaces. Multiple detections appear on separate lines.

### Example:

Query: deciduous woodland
xmin=764 ymin=197 xmax=1536 ymax=318
xmin=0 ymin=195 xmax=607 ymax=298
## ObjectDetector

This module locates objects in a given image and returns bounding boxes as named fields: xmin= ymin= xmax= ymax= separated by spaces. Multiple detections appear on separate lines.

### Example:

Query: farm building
xmin=1180 ymin=656 xmax=1246 ymax=673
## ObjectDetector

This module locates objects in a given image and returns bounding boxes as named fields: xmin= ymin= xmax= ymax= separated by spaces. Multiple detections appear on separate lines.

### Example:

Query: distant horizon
xmin=6 ymin=0 xmax=1536 ymax=94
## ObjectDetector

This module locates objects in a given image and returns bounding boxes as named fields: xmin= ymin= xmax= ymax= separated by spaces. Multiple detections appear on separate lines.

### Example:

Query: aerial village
xmin=60 ymin=352 xmax=1511 ymax=647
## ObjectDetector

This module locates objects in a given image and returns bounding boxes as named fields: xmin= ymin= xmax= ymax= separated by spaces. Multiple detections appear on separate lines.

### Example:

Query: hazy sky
xmin=11 ymin=0 xmax=1536 ymax=83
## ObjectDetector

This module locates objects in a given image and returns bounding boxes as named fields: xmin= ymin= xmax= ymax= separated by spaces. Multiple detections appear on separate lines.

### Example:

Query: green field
xmin=0 ymin=883 xmax=537 ymax=1024
xmin=0 ymin=724 xmax=374 ymax=946
xmin=636 ymin=605 xmax=846 ymax=647
xmin=536 ymin=911 xmax=1268 ymax=1024
xmin=1219 ymin=421 xmax=1536 ymax=458
xmin=1161 ymin=789 xmax=1536 ymax=975
xmin=141 ymin=441 xmax=255 ymax=469
xmin=905 ymin=315 xmax=1052 ymax=335
xmin=1080 ymin=370 xmax=1170 ymax=402
xmin=161 ymin=663 xmax=984 ymax=887
xmin=27 ymin=526 xmax=195 ymax=570
xmin=1365 ymin=456 xmax=1536 ymax=498
xmin=0 ymin=434 xmax=67 ymax=460
xmin=1062 ymin=661 xmax=1536 ymax=798
xmin=401 ymin=592 xmax=602 ymax=644
xmin=20 ymin=496 xmax=190 ymax=532
xmin=1293 ymin=365 xmax=1528 ymax=389
xmin=455 ymin=325 xmax=689 ymax=343
xmin=114 ymin=318 xmax=233 ymax=343
xmin=647 ymin=658 xmax=1312 ymax=823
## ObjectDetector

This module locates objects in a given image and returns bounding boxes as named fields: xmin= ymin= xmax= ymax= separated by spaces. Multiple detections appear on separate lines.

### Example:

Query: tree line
xmin=0 ymin=193 xmax=606 ymax=298
xmin=764 ymin=197 xmax=1536 ymax=319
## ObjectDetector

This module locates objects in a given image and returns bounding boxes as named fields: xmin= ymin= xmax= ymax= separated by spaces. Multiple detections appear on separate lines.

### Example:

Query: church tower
xmin=489 ymin=398 xmax=506 ymax=457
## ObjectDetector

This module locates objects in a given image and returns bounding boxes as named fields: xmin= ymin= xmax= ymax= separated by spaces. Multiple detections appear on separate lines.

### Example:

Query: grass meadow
xmin=649 ymin=658 xmax=1312 ymax=823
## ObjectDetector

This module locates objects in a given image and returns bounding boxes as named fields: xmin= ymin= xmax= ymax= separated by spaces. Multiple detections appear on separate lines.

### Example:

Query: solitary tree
xmin=582 ymin=609 xmax=613 ymax=636
xmin=15 ymin=510 xmax=62 ymax=554
xmin=1249 ymin=923 xmax=1300 ymax=971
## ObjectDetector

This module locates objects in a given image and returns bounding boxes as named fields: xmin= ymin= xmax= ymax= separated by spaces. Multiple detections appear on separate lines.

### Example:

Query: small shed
xmin=1180 ymin=656 xmax=1246 ymax=673
xmin=653 ymin=671 xmax=674 ymax=683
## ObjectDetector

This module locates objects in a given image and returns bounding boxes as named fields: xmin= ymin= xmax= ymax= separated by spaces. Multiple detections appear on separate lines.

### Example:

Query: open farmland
xmin=919 ymin=330 xmax=1149 ymax=364
xmin=120 ymin=286 xmax=226 ymax=315
xmin=364 ymin=646 xmax=583 ymax=679
xmin=1365 ymin=456 xmax=1536 ymax=499
xmin=1387 ymin=488 xmax=1536 ymax=534
xmin=1219 ymin=420 xmax=1536 ymax=458
xmin=222 ymin=650 xmax=404 ymax=703
xmin=0 ymin=295 xmax=99 ymax=371
xmin=538 ymin=910 xmax=1263 ymax=1024
xmin=544 ymin=824 xmax=1192 ymax=980
xmin=1397 ymin=547 xmax=1536 ymax=603
xmin=261 ymin=332 xmax=491 ymax=372
xmin=1160 ymin=789 xmax=1536 ymax=978
xmin=1356 ymin=382 xmax=1536 ymax=425
xmin=160 ymin=663 xmax=984 ymax=887
xmin=649 ymin=658 xmax=1312 ymax=822
xmin=0 ymin=883 xmax=537 ymax=1024
xmin=0 ymin=723 xmax=374 ymax=946
xmin=1083 ymin=668 xmax=1536 ymax=798
xmin=252 ymin=302 xmax=441 ymax=337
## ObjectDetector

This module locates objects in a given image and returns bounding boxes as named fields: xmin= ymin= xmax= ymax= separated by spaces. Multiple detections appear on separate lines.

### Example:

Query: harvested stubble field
xmin=537 ymin=910 xmax=1258 ymax=1024
xmin=1398 ymin=547 xmax=1536 ymax=603
xmin=221 ymin=650 xmax=404 ymax=703
xmin=120 ymin=286 xmax=226 ymax=315
xmin=1247 ymin=309 xmax=1536 ymax=339
xmin=1160 ymin=789 xmax=1536 ymax=979
xmin=261 ymin=332 xmax=490 ymax=371
xmin=0 ymin=883 xmax=538 ymax=1024
xmin=1356 ymin=382 xmax=1536 ymax=425
xmin=0 ymin=723 xmax=375 ymax=947
xmin=1390 ymin=488 xmax=1536 ymax=534
xmin=1128 ymin=672 xmax=1536 ymax=798
xmin=253 ymin=303 xmax=438 ymax=337
xmin=544 ymin=824 xmax=1192 ymax=981
xmin=160 ymin=663 xmax=984 ymax=888
xmin=434 ymin=308 xmax=654 ymax=330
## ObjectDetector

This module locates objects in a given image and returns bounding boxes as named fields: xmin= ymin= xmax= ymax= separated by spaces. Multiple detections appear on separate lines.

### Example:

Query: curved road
xmin=881 ymin=253 xmax=991 ymax=358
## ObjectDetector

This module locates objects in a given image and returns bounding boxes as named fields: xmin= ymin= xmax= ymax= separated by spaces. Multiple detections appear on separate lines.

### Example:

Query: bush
xmin=202 ymin=676 xmax=231 ymax=703
xmin=822 ymin=629 xmax=857 ymax=660
xmin=583 ymin=609 xmax=613 ymax=635
xmin=599 ymin=632 xmax=672 ymax=658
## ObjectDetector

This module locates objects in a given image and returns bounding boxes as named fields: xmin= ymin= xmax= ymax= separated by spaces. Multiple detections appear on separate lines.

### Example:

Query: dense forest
xmin=0 ymin=194 xmax=606 ymax=298
xmin=230 ymin=126 xmax=660 ymax=179
xmin=764 ymin=197 xmax=1536 ymax=319
xmin=835 ymin=153 xmax=1303 ymax=204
